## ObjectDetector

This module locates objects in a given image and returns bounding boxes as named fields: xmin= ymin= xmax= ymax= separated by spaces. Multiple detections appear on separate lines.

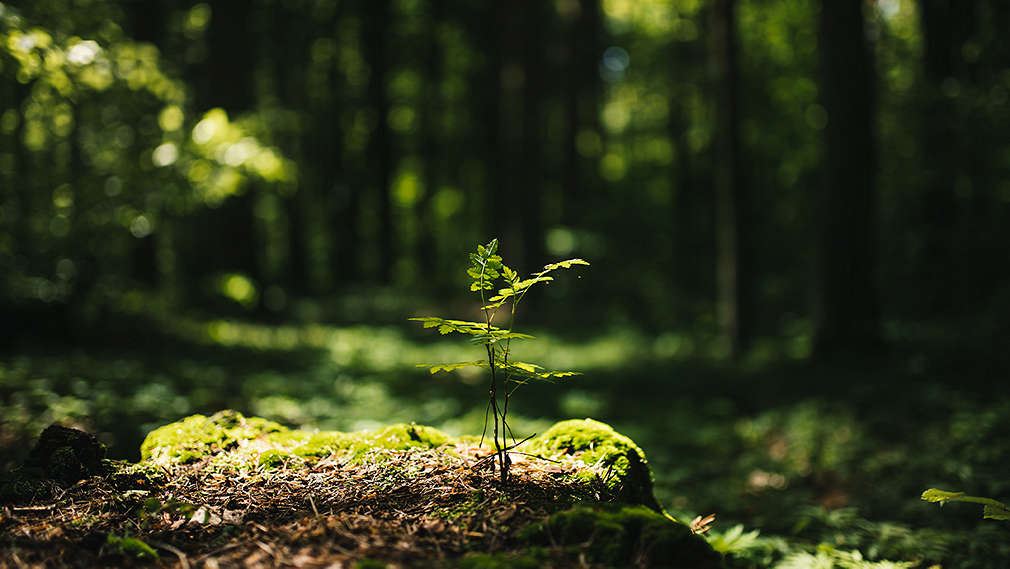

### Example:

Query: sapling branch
xmin=410 ymin=238 xmax=588 ymax=488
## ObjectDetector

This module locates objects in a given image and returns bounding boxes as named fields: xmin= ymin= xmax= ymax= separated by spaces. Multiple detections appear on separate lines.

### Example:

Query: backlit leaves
xmin=419 ymin=361 xmax=488 ymax=374
xmin=540 ymin=258 xmax=590 ymax=272
xmin=408 ymin=317 xmax=490 ymax=336
xmin=921 ymin=488 xmax=1010 ymax=521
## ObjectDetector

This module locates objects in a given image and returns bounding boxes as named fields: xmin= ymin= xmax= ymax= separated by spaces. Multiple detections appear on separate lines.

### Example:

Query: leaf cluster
xmin=412 ymin=238 xmax=589 ymax=384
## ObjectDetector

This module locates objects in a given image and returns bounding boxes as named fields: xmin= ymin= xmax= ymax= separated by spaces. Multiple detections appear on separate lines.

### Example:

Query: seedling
xmin=411 ymin=238 xmax=588 ymax=485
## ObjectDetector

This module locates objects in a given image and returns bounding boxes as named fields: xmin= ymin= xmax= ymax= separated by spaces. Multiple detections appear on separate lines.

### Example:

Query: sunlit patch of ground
xmin=1 ymin=444 xmax=673 ymax=568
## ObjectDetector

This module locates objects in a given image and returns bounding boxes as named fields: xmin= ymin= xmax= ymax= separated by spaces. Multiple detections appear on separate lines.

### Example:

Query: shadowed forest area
xmin=2 ymin=0 xmax=1010 ymax=567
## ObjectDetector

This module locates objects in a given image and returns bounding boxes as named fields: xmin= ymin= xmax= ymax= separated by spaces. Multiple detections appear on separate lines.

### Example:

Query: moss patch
xmin=105 ymin=533 xmax=159 ymax=559
xmin=520 ymin=504 xmax=724 ymax=569
xmin=524 ymin=418 xmax=662 ymax=510
xmin=140 ymin=409 xmax=286 ymax=463
xmin=141 ymin=413 xmax=663 ymax=511
xmin=141 ymin=411 xmax=452 ymax=471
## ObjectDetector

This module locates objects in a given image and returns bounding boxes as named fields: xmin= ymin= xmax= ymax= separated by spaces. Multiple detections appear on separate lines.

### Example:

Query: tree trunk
xmin=272 ymin=1 xmax=310 ymax=294
xmin=812 ymin=0 xmax=880 ymax=360
xmin=180 ymin=1 xmax=262 ymax=297
xmin=12 ymin=80 xmax=31 ymax=263
xmin=364 ymin=0 xmax=395 ymax=284
xmin=710 ymin=0 xmax=750 ymax=359
xmin=481 ymin=4 xmax=507 ymax=243
xmin=520 ymin=0 xmax=545 ymax=270
xmin=916 ymin=0 xmax=978 ymax=314
xmin=416 ymin=0 xmax=443 ymax=281
xmin=561 ymin=0 xmax=601 ymax=224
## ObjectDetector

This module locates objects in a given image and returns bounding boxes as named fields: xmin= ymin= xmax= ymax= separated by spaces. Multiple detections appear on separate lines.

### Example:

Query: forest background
xmin=2 ymin=0 xmax=1009 ymax=567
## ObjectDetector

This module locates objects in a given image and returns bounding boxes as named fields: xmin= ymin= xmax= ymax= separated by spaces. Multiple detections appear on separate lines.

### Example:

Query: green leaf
xmin=469 ymin=331 xmax=535 ymax=345
xmin=540 ymin=258 xmax=590 ymax=272
xmin=494 ymin=359 xmax=580 ymax=383
xmin=409 ymin=317 xmax=499 ymax=337
xmin=513 ymin=276 xmax=554 ymax=291
xmin=502 ymin=265 xmax=518 ymax=283
xmin=922 ymin=488 xmax=1010 ymax=521
xmin=921 ymin=489 xmax=966 ymax=504
xmin=486 ymin=238 xmax=498 ymax=255
xmin=984 ymin=503 xmax=1010 ymax=520
xmin=421 ymin=361 xmax=489 ymax=374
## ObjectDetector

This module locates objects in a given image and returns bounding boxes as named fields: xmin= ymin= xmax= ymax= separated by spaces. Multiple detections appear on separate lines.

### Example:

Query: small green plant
xmin=921 ymin=488 xmax=1010 ymax=520
xmin=411 ymin=238 xmax=588 ymax=485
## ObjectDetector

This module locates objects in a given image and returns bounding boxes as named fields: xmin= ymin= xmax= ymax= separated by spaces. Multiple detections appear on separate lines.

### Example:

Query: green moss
xmin=103 ymin=459 xmax=167 ymax=490
xmin=520 ymin=504 xmax=724 ymax=569
xmin=525 ymin=418 xmax=661 ymax=510
xmin=366 ymin=423 xmax=449 ymax=450
xmin=353 ymin=558 xmax=387 ymax=569
xmin=105 ymin=533 xmax=159 ymax=559
xmin=434 ymin=489 xmax=486 ymax=526
xmin=257 ymin=449 xmax=288 ymax=469
xmin=287 ymin=431 xmax=363 ymax=458
xmin=140 ymin=410 xmax=286 ymax=463
xmin=140 ymin=412 xmax=453 ymax=466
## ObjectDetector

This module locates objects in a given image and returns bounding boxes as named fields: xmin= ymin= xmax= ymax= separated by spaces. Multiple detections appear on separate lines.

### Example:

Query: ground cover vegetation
xmin=3 ymin=0 xmax=1010 ymax=567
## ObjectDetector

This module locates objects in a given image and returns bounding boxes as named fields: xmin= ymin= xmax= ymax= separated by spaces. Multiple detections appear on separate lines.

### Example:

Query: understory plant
xmin=411 ymin=238 xmax=588 ymax=485
xmin=921 ymin=488 xmax=1010 ymax=521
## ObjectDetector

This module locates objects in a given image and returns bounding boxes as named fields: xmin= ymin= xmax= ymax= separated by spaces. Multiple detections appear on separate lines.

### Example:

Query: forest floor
xmin=2 ymin=306 xmax=1009 ymax=568
xmin=1 ymin=416 xmax=721 ymax=568
xmin=3 ymin=448 xmax=589 ymax=568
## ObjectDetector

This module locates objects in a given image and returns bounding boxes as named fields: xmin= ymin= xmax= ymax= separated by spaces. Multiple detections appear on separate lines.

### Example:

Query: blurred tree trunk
xmin=319 ymin=6 xmax=358 ymax=288
xmin=917 ymin=0 xmax=978 ymax=314
xmin=123 ymin=0 xmax=162 ymax=289
xmin=812 ymin=0 xmax=880 ymax=360
xmin=11 ymin=80 xmax=31 ymax=262
xmin=710 ymin=0 xmax=751 ymax=359
xmin=481 ymin=4 xmax=506 ymax=243
xmin=492 ymin=3 xmax=526 ymax=263
xmin=669 ymin=34 xmax=701 ymax=318
xmin=561 ymin=0 xmax=601 ymax=224
xmin=272 ymin=1 xmax=310 ymax=294
xmin=196 ymin=1 xmax=260 ymax=282
xmin=364 ymin=0 xmax=394 ymax=283
xmin=520 ymin=0 xmax=546 ymax=270
xmin=416 ymin=0 xmax=443 ymax=280
xmin=183 ymin=1 xmax=261 ymax=293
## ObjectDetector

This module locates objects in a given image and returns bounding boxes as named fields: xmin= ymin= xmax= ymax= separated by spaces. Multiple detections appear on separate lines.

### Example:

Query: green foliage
xmin=774 ymin=545 xmax=916 ymax=569
xmin=411 ymin=238 xmax=588 ymax=484
xmin=707 ymin=524 xmax=764 ymax=555
xmin=105 ymin=533 xmax=158 ymax=559
xmin=921 ymin=488 xmax=1010 ymax=521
